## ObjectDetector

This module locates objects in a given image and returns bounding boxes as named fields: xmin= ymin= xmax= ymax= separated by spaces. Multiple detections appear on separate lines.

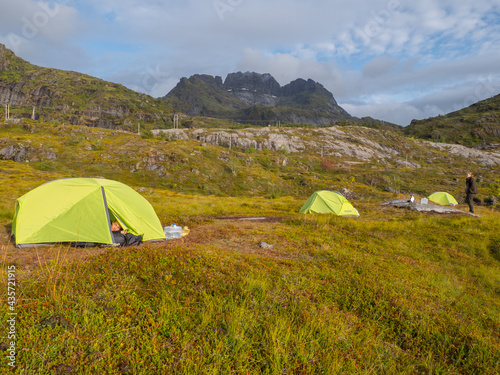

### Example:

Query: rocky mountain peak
xmin=191 ymin=74 xmax=224 ymax=88
xmin=164 ymin=71 xmax=355 ymax=125
xmin=282 ymin=78 xmax=337 ymax=104
xmin=224 ymin=72 xmax=281 ymax=96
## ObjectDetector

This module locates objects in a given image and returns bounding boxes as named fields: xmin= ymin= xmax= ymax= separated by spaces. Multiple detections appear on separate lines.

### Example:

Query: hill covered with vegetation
xmin=0 ymin=119 xmax=499 ymax=373
xmin=1 ymin=42 xmax=500 ymax=374
xmin=3 ymin=42 xmax=500 ymax=151
xmin=0 ymin=44 xmax=174 ymax=131
xmin=1 ymin=119 xmax=499 ymax=212
xmin=404 ymin=94 xmax=500 ymax=147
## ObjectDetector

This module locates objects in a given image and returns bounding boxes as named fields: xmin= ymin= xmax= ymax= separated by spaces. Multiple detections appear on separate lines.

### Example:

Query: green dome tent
xmin=299 ymin=190 xmax=359 ymax=216
xmin=428 ymin=192 xmax=458 ymax=206
xmin=12 ymin=178 xmax=166 ymax=247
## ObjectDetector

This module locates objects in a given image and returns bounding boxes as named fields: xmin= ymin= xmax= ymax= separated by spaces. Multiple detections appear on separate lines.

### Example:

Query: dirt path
xmin=1 ymin=216 xmax=291 ymax=273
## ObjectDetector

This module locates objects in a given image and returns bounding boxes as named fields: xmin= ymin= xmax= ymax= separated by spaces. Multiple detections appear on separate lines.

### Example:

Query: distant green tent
xmin=299 ymin=190 xmax=360 ymax=216
xmin=12 ymin=178 xmax=165 ymax=247
xmin=428 ymin=192 xmax=458 ymax=206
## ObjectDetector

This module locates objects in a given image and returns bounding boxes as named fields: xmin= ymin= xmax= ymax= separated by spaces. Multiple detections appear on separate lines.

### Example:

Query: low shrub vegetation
xmin=1 ymin=123 xmax=499 ymax=374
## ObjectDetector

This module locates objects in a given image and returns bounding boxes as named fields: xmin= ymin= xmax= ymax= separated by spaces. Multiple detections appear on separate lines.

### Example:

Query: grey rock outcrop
xmin=340 ymin=188 xmax=357 ymax=200
xmin=428 ymin=142 xmax=500 ymax=167
xmin=0 ymin=82 xmax=55 ymax=107
xmin=0 ymin=145 xmax=28 ymax=162
xmin=188 ymin=126 xmax=409 ymax=163
xmin=154 ymin=125 xmax=500 ymax=167
xmin=0 ymin=139 xmax=58 ymax=163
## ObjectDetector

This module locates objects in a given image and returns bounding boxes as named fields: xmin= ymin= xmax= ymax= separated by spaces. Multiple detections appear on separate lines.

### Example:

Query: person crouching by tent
xmin=111 ymin=221 xmax=143 ymax=246
xmin=465 ymin=172 xmax=478 ymax=214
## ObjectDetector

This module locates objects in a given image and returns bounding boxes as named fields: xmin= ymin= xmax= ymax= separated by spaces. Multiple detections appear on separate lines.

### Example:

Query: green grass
xmin=2 ymin=208 xmax=500 ymax=374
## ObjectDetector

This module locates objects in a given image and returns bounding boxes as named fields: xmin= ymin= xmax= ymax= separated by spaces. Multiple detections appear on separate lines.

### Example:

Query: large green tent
xmin=428 ymin=192 xmax=458 ymax=206
xmin=12 ymin=178 xmax=165 ymax=247
xmin=299 ymin=190 xmax=360 ymax=216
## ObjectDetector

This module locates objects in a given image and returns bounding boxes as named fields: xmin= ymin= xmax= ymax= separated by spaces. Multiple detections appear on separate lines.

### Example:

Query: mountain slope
xmin=163 ymin=71 xmax=362 ymax=126
xmin=404 ymin=94 xmax=500 ymax=147
xmin=0 ymin=43 xmax=174 ymax=131
xmin=2 ymin=120 xmax=499 ymax=207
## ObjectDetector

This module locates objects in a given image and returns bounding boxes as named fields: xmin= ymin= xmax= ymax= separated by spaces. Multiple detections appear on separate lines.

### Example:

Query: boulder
xmin=384 ymin=186 xmax=398 ymax=194
xmin=0 ymin=145 xmax=29 ymax=162
xmin=485 ymin=196 xmax=498 ymax=206
xmin=259 ymin=241 xmax=274 ymax=250
xmin=340 ymin=188 xmax=357 ymax=200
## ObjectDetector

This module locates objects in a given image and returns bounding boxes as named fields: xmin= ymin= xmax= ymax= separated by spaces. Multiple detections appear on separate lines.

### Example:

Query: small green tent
xmin=12 ymin=178 xmax=166 ymax=247
xmin=428 ymin=192 xmax=458 ymax=206
xmin=299 ymin=190 xmax=360 ymax=216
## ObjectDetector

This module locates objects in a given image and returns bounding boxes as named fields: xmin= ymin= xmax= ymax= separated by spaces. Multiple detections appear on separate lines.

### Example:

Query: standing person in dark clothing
xmin=465 ymin=172 xmax=478 ymax=213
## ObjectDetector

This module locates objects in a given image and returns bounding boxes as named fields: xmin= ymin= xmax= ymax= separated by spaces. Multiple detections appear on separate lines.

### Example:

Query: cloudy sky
xmin=1 ymin=0 xmax=500 ymax=125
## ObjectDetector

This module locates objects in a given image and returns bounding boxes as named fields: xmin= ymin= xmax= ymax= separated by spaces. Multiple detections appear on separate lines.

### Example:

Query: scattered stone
xmin=384 ymin=186 xmax=398 ymax=194
xmin=38 ymin=315 xmax=72 ymax=330
xmin=54 ymin=364 xmax=74 ymax=374
xmin=485 ymin=196 xmax=498 ymax=206
xmin=45 ymin=151 xmax=57 ymax=160
xmin=136 ymin=187 xmax=154 ymax=194
xmin=259 ymin=241 xmax=274 ymax=250
xmin=119 ymin=363 xmax=132 ymax=374
xmin=340 ymin=188 xmax=357 ymax=200
xmin=151 ymin=129 xmax=189 ymax=140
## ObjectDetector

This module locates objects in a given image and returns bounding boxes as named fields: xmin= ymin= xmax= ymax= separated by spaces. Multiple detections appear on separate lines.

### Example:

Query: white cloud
xmin=0 ymin=0 xmax=80 ymax=54
xmin=362 ymin=56 xmax=400 ymax=78
xmin=0 ymin=0 xmax=499 ymax=126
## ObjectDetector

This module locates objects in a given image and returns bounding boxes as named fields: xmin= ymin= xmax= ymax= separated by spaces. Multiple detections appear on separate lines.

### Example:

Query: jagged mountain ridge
xmin=162 ymin=71 xmax=357 ymax=125
xmin=1 ymin=41 xmax=498 ymax=146
xmin=0 ymin=43 xmax=174 ymax=130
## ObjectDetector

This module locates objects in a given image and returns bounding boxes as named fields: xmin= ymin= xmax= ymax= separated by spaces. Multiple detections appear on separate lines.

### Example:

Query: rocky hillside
xmin=0 ymin=43 xmax=174 ymax=131
xmin=162 ymin=72 xmax=377 ymax=126
xmin=2 ymin=42 xmax=499 ymax=150
xmin=2 ymin=120 xmax=499 ymax=210
xmin=404 ymin=94 xmax=500 ymax=147
xmin=153 ymin=126 xmax=500 ymax=168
